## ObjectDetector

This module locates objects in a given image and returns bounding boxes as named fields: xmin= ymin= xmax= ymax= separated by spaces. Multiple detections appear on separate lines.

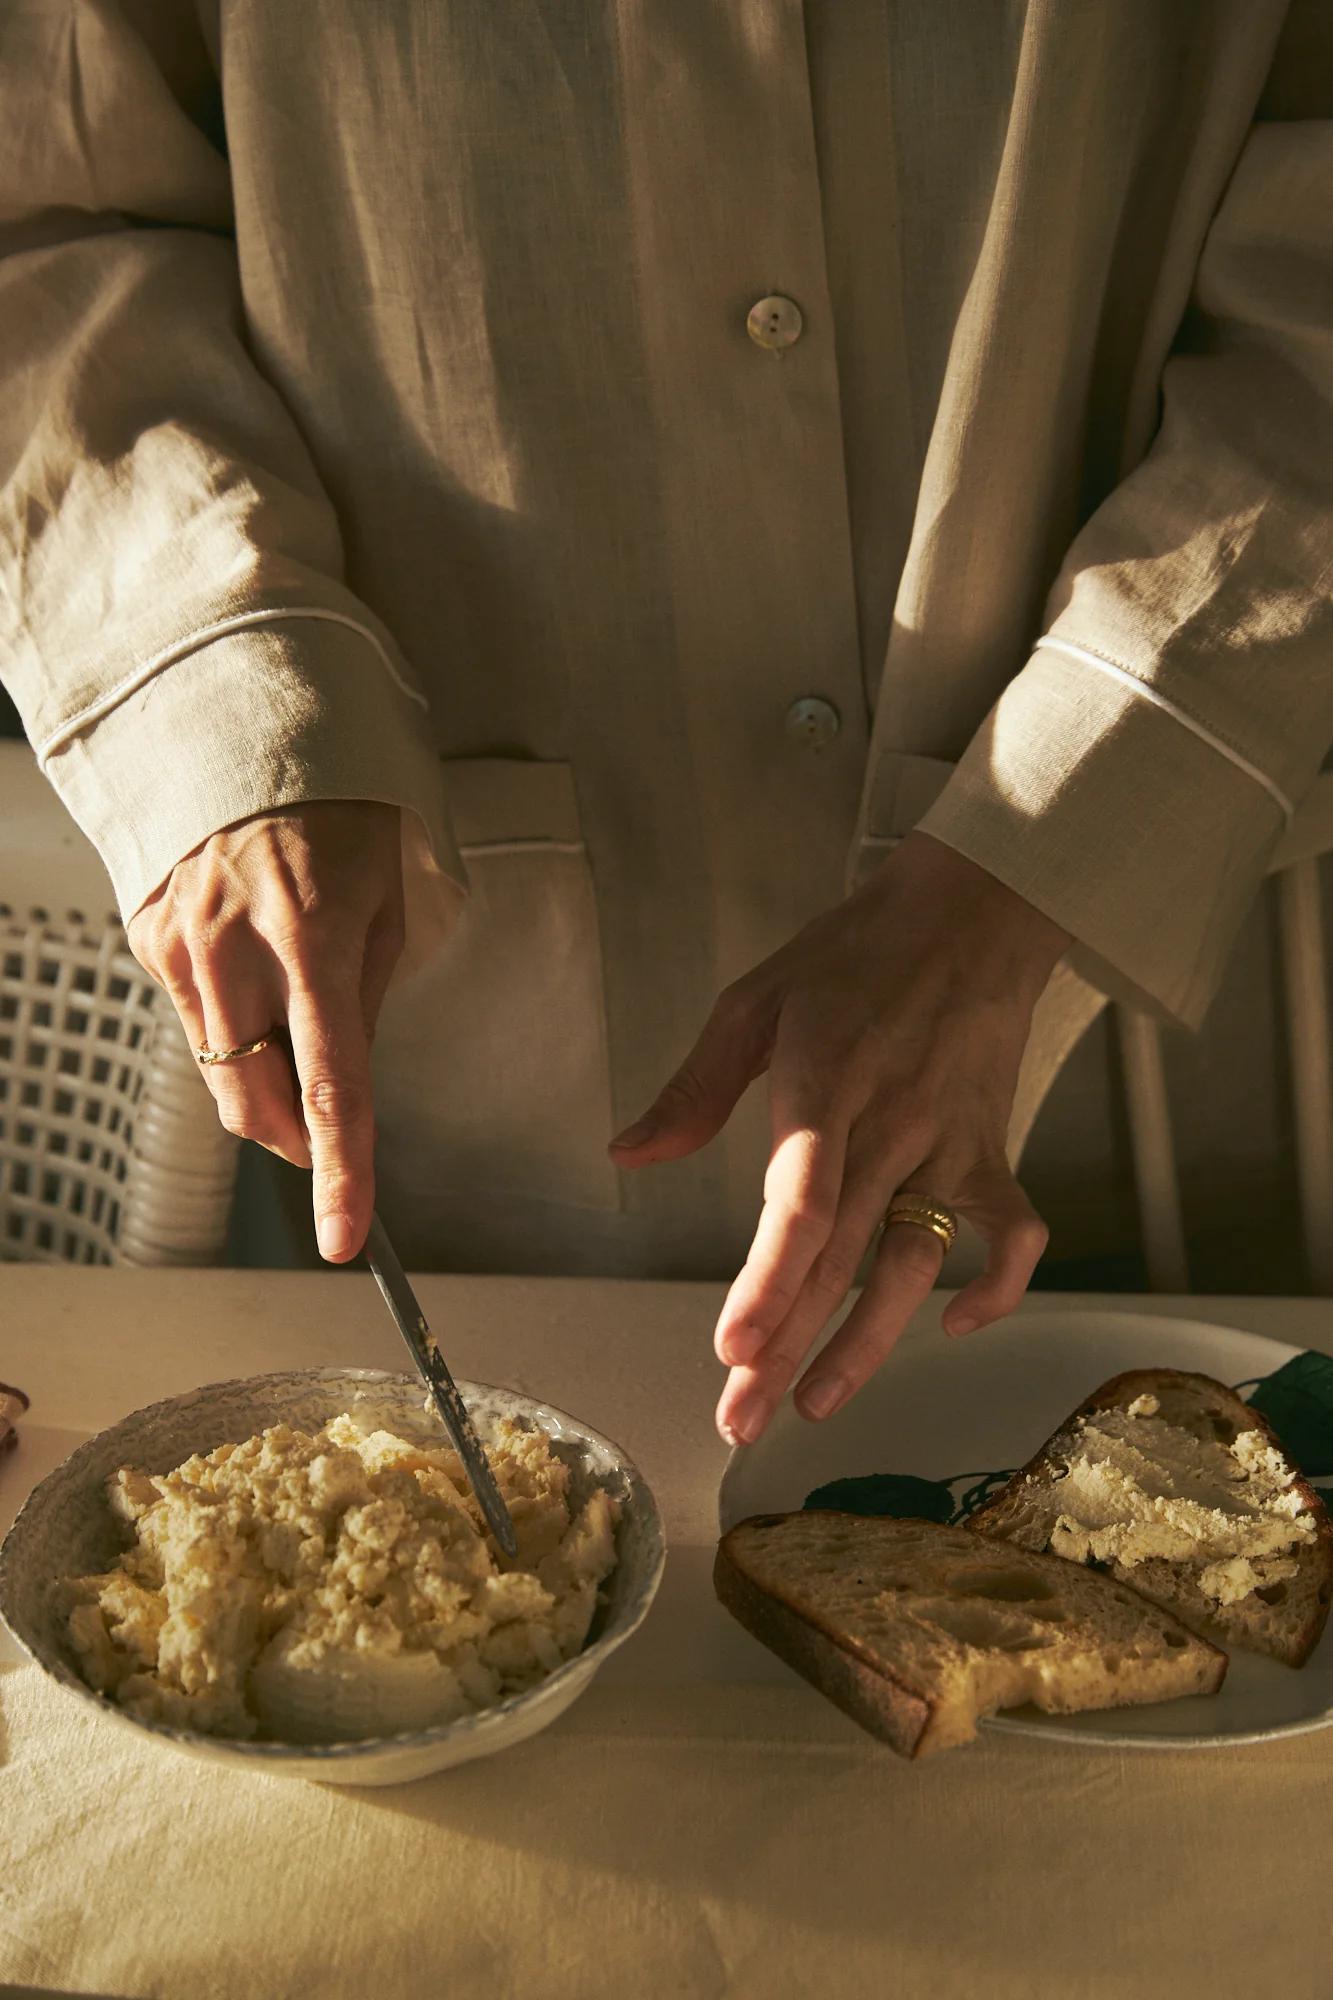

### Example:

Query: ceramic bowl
xmin=0 ymin=1368 xmax=666 ymax=1786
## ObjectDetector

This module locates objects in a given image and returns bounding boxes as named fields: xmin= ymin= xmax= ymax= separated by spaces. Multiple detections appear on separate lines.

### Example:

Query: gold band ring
xmin=196 ymin=1032 xmax=278 ymax=1067
xmin=881 ymin=1194 xmax=958 ymax=1252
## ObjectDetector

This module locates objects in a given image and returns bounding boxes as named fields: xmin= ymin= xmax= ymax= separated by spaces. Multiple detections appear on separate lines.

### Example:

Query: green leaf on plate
xmin=1245 ymin=1350 xmax=1333 ymax=1477
xmin=953 ymin=1469 xmax=1020 ymax=1521
xmin=803 ymin=1473 xmax=955 ymax=1522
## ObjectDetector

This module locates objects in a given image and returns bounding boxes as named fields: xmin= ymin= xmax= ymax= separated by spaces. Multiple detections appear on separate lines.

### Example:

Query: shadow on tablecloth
xmin=2 ymin=1988 xmax=134 ymax=1999
xmin=0 ymin=1429 xmax=91 ymax=1542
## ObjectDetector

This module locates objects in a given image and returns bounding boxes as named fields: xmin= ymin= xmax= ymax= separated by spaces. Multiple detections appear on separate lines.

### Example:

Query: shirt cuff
xmin=41 ymin=617 xmax=467 ymax=973
xmin=913 ymin=645 xmax=1287 ymax=1029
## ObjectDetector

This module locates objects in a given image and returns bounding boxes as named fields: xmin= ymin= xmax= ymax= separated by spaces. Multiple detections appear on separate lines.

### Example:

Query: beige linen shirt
xmin=2 ymin=1 xmax=1331 ymax=1273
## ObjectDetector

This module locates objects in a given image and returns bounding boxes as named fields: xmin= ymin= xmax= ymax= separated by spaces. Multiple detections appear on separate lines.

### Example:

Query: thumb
xmin=609 ymin=991 xmax=768 ymax=1165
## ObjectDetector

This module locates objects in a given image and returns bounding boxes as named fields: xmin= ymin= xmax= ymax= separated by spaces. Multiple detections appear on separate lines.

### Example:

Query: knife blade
xmin=363 ymin=1211 xmax=519 ymax=1558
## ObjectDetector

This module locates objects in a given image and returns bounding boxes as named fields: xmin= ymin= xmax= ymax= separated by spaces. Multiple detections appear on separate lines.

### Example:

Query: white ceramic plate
xmin=718 ymin=1309 xmax=1333 ymax=1748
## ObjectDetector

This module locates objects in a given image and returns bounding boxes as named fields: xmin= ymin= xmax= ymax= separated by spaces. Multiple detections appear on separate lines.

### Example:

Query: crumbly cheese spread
xmin=1045 ymin=1400 xmax=1314 ymax=1606
xmin=63 ymin=1414 xmax=618 ymax=1743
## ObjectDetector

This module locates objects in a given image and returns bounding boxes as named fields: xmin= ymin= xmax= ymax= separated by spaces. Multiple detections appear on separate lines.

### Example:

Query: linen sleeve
xmin=917 ymin=118 xmax=1333 ymax=1028
xmin=0 ymin=4 xmax=464 ymax=957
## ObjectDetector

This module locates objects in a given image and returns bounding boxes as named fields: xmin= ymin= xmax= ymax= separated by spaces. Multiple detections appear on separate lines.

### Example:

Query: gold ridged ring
xmin=881 ymin=1194 xmax=958 ymax=1252
xmin=196 ymin=1033 xmax=277 ymax=1066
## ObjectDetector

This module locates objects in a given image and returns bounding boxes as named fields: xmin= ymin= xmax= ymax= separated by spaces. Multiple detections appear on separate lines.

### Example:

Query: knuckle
xmin=178 ymin=915 xmax=211 ymax=961
xmin=806 ymin=1240 xmax=859 ymax=1303
xmin=782 ymin=1197 xmax=836 ymax=1244
xmin=270 ymin=926 xmax=324 ymax=982
xmin=314 ymin=1167 xmax=368 ymax=1214
xmin=711 ymin=981 xmax=755 ymax=1034
xmin=889 ymin=1095 xmax=936 ymax=1153
xmin=264 ymin=904 xmax=349 ymax=968
xmin=1013 ymin=1215 xmax=1050 ymax=1260
xmin=204 ymin=1078 xmax=274 ymax=1148
xmin=302 ymin=1074 xmax=371 ymax=1129
xmin=157 ymin=960 xmax=196 ymax=1012
xmin=124 ymin=910 xmax=157 ymax=962
xmin=742 ymin=1266 xmax=802 ymax=1324
xmin=181 ymin=917 xmax=235 ymax=967
xmin=658 ymin=1067 xmax=708 ymax=1116
xmin=830 ymin=1319 xmax=898 ymax=1378
xmin=214 ymin=1102 xmax=263 ymax=1144
xmin=762 ymin=1334 xmax=812 ymax=1379
xmin=976 ymin=1281 xmax=1025 ymax=1324
xmin=259 ymin=872 xmax=331 ymax=932
xmin=130 ymin=919 xmax=185 ymax=985
xmin=268 ymin=892 xmax=370 ymax=954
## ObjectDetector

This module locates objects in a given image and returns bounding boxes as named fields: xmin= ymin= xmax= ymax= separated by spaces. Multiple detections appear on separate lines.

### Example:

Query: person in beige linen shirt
xmin=2 ymin=2 xmax=1331 ymax=1445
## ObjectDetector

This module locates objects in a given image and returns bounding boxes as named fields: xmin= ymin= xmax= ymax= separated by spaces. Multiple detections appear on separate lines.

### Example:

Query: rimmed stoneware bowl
xmin=0 ymin=1368 xmax=666 ymax=1786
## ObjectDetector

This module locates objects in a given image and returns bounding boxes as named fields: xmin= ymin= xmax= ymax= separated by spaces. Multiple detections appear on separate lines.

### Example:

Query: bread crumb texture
xmin=724 ymin=1514 xmax=1221 ymax=1753
xmin=62 ymin=1415 xmax=618 ymax=1743
xmin=1046 ymin=1404 xmax=1315 ymax=1606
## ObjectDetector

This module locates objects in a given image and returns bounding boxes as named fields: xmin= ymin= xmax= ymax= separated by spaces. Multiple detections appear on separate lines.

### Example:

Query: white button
xmin=785 ymin=697 xmax=840 ymax=749
xmin=747 ymin=294 xmax=804 ymax=351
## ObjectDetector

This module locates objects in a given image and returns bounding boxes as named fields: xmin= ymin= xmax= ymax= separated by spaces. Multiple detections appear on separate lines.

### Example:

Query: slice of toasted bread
xmin=714 ymin=1511 xmax=1225 ymax=1757
xmin=966 ymin=1369 xmax=1333 ymax=1666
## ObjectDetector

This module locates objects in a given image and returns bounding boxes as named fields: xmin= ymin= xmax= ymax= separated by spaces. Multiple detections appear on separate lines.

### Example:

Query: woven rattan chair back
xmin=0 ymin=745 xmax=238 ymax=1266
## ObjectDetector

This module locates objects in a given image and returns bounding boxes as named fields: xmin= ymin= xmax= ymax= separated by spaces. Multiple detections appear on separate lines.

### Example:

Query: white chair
xmin=995 ymin=770 xmax=1333 ymax=1295
xmin=0 ymin=742 xmax=239 ymax=1265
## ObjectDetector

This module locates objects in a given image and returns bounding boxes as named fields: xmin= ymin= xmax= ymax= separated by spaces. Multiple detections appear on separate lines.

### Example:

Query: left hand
xmin=609 ymin=833 xmax=1071 ymax=1444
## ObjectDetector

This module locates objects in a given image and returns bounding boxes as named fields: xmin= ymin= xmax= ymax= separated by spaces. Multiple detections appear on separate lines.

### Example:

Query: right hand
xmin=128 ymin=801 xmax=405 ymax=1262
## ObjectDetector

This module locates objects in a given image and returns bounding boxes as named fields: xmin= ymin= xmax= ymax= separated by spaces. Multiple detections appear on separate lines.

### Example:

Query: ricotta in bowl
xmin=63 ymin=1411 xmax=618 ymax=1744
xmin=0 ymin=1368 xmax=664 ymax=1784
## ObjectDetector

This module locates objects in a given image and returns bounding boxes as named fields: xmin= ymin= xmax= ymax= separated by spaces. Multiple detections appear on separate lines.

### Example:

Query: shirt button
xmin=785 ymin=697 xmax=841 ymax=749
xmin=747 ymin=294 xmax=804 ymax=351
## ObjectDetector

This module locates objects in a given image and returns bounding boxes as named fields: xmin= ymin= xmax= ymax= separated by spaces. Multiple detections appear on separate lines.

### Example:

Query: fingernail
xmin=719 ymin=1321 xmax=767 ymax=1366
xmin=318 ymin=1214 xmax=357 ymax=1261
xmin=724 ymin=1394 xmax=770 ymax=1446
xmin=946 ymin=1316 xmax=978 ymax=1339
xmin=800 ymin=1376 xmax=847 ymax=1421
xmin=610 ymin=1113 xmax=657 ymax=1150
xmin=718 ymin=1421 xmax=745 ymax=1449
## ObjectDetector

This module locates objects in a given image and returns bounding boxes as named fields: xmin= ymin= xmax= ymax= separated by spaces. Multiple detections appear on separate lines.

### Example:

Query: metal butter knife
xmin=363 ymin=1211 xmax=519 ymax=1558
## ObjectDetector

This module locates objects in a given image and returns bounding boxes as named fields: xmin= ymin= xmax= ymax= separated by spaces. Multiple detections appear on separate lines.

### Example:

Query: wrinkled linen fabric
xmin=1 ymin=1 xmax=1330 ymax=1270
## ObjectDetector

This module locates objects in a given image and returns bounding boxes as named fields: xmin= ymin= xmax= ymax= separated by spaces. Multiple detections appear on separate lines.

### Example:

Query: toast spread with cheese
xmin=966 ymin=1368 xmax=1333 ymax=1666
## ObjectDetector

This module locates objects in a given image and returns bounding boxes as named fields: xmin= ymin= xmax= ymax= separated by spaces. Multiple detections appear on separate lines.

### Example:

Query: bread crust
xmin=713 ymin=1518 xmax=933 ymax=1756
xmin=967 ymin=1367 xmax=1333 ymax=1666
xmin=714 ymin=1509 xmax=1225 ymax=1756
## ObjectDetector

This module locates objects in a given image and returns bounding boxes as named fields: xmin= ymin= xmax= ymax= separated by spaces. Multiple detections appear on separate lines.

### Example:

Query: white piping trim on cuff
xmin=36 ymin=607 xmax=429 ymax=760
xmin=458 ymin=839 xmax=586 ymax=858
xmin=1034 ymin=637 xmax=1293 ymax=822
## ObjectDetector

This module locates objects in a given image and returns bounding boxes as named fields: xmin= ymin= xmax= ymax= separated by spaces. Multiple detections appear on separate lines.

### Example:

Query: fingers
xmin=190 ymin=945 xmax=312 ymax=1170
xmin=714 ymin=1093 xmax=921 ymax=1437
xmin=609 ymin=983 xmax=772 ymax=1165
xmin=794 ymin=1158 xmax=1047 ymax=1421
xmin=709 ymin=1055 xmax=884 ymax=1440
xmin=715 ymin=1126 xmax=893 ymax=1442
xmin=284 ymin=960 xmax=377 ymax=1263
xmin=790 ymin=1194 xmax=947 ymax=1424
xmin=125 ymin=808 xmax=403 ymax=1264
xmin=938 ymin=1159 xmax=1048 ymax=1337
xmin=134 ymin=910 xmax=312 ymax=1170
xmin=715 ymin=1131 xmax=844 ymax=1351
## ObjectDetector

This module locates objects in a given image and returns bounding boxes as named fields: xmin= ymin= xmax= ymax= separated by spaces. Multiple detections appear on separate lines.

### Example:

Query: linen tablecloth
xmin=2 ymin=1271 xmax=1329 ymax=2000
